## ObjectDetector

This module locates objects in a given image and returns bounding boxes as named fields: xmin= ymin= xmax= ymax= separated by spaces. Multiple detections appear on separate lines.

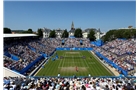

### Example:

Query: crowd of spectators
xmin=102 ymin=39 xmax=136 ymax=56
xmin=4 ymin=38 xmax=45 ymax=74
xmin=91 ymin=39 xmax=136 ymax=75
xmin=5 ymin=39 xmax=41 ymax=71
xmin=3 ymin=76 xmax=136 ymax=90
xmin=64 ymin=38 xmax=91 ymax=48
xmin=4 ymin=37 xmax=136 ymax=76
xmin=4 ymin=38 xmax=69 ymax=74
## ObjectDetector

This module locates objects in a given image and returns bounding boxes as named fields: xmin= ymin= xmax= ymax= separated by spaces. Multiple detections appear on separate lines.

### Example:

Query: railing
xmin=26 ymin=76 xmax=136 ymax=79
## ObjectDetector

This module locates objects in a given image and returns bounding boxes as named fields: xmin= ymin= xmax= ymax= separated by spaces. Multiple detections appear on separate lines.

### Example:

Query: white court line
xmin=58 ymin=53 xmax=63 ymax=68
xmin=80 ymin=51 xmax=89 ymax=68
xmin=61 ymin=52 xmax=66 ymax=67
xmin=78 ymin=51 xmax=86 ymax=67
xmin=72 ymin=55 xmax=75 ymax=67
xmin=64 ymin=62 xmax=82 ymax=63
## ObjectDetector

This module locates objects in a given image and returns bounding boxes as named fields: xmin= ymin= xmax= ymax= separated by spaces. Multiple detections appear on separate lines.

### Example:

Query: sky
xmin=4 ymin=1 xmax=136 ymax=32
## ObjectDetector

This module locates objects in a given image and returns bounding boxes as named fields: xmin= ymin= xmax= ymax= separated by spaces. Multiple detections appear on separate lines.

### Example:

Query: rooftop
xmin=3 ymin=34 xmax=38 ymax=38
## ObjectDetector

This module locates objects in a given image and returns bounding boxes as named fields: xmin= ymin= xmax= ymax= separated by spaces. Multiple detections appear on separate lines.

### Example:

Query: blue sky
xmin=4 ymin=1 xmax=136 ymax=32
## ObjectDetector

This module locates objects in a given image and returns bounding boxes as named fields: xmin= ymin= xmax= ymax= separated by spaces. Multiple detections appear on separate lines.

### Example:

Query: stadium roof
xmin=3 ymin=34 xmax=38 ymax=38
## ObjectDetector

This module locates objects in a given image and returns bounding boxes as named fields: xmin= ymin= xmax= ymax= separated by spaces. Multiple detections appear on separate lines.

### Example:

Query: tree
xmin=22 ymin=29 xmax=33 ymax=33
xmin=62 ymin=29 xmax=69 ymax=38
xmin=49 ymin=30 xmax=56 ymax=38
xmin=131 ymin=29 xmax=136 ymax=38
xmin=37 ymin=28 xmax=43 ymax=37
xmin=4 ymin=27 xmax=11 ymax=34
xmin=114 ymin=29 xmax=124 ymax=38
xmin=103 ymin=28 xmax=136 ymax=42
xmin=88 ymin=29 xmax=96 ymax=41
xmin=74 ymin=28 xmax=83 ymax=38
xmin=27 ymin=28 xmax=33 ymax=33
xmin=101 ymin=35 xmax=105 ymax=42
xmin=11 ymin=30 xmax=24 ymax=33
xmin=104 ymin=30 xmax=116 ymax=42
xmin=123 ymin=30 xmax=131 ymax=39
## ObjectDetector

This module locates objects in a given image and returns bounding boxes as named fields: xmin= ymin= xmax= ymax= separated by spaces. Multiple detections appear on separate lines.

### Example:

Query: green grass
xmin=35 ymin=51 xmax=114 ymax=77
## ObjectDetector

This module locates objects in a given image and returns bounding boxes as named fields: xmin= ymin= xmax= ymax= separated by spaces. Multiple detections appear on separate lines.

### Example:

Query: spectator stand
xmin=90 ymin=39 xmax=104 ymax=47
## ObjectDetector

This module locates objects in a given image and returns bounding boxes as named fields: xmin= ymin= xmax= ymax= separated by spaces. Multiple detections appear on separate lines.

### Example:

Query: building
xmin=42 ymin=21 xmax=103 ymax=39
xmin=82 ymin=28 xmax=101 ymax=40
xmin=42 ymin=28 xmax=64 ymax=38
xmin=69 ymin=21 xmax=75 ymax=37
xmin=42 ymin=27 xmax=51 ymax=38
xmin=82 ymin=28 xmax=96 ymax=38
xmin=100 ymin=32 xmax=106 ymax=38
xmin=95 ymin=28 xmax=101 ymax=40
xmin=55 ymin=29 xmax=64 ymax=38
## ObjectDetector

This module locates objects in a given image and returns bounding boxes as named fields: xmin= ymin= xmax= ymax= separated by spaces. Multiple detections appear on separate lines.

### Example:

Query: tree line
xmin=4 ymin=27 xmax=97 ymax=41
xmin=4 ymin=27 xmax=136 ymax=42
xmin=4 ymin=27 xmax=33 ymax=34
xmin=101 ymin=29 xmax=136 ymax=42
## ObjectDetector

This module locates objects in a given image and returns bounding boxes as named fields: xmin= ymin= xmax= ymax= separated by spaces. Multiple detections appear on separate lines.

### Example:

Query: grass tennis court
xmin=35 ymin=51 xmax=114 ymax=77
